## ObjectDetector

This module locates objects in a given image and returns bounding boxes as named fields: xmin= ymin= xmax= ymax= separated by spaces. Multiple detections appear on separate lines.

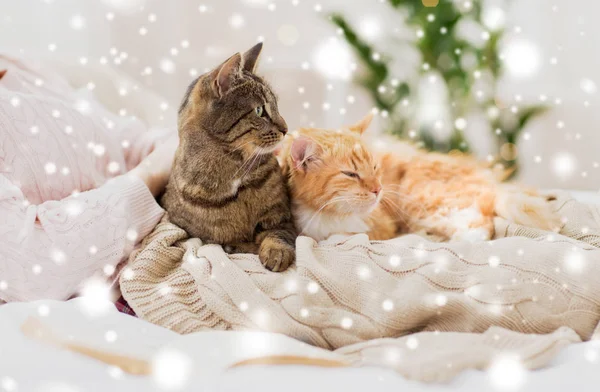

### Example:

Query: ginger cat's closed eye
xmin=279 ymin=113 xmax=559 ymax=242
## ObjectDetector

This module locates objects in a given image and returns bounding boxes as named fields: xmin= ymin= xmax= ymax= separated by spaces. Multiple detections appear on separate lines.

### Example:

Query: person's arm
xmin=0 ymin=172 xmax=164 ymax=302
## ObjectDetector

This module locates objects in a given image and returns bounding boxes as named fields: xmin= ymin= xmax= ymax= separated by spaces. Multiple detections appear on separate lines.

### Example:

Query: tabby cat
xmin=279 ymin=113 xmax=558 ymax=242
xmin=161 ymin=43 xmax=296 ymax=272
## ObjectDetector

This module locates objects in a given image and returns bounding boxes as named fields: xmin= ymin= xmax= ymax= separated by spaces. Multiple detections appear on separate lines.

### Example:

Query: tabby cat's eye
xmin=342 ymin=171 xmax=360 ymax=179
xmin=255 ymin=106 xmax=264 ymax=117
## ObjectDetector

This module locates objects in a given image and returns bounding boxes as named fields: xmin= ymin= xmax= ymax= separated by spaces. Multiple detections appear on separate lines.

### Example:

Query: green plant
xmin=331 ymin=0 xmax=547 ymax=177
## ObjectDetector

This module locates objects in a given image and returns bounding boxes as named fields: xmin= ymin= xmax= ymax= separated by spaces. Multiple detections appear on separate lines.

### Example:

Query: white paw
xmin=451 ymin=228 xmax=491 ymax=242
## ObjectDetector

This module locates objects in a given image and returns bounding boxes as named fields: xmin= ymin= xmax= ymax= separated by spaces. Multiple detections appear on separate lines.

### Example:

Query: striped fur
xmin=279 ymin=113 xmax=559 ymax=242
xmin=161 ymin=43 xmax=297 ymax=272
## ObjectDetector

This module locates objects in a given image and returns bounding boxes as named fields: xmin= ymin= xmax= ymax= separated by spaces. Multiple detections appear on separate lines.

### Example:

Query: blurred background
xmin=1 ymin=0 xmax=598 ymax=189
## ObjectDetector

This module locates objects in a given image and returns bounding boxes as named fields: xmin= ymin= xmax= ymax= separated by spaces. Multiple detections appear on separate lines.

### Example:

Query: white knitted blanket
xmin=121 ymin=192 xmax=600 ymax=382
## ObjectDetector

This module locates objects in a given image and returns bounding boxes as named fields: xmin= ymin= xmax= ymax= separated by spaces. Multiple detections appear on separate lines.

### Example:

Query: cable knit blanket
xmin=120 ymin=192 xmax=600 ymax=382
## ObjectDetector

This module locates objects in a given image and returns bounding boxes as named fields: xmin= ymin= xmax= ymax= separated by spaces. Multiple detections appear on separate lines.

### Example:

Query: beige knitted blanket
xmin=121 ymin=192 xmax=600 ymax=382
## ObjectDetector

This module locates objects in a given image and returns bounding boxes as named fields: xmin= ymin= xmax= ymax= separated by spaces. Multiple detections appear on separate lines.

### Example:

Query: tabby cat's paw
xmin=259 ymin=238 xmax=295 ymax=272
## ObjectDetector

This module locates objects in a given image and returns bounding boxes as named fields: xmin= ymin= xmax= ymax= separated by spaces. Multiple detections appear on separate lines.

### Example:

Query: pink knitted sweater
xmin=0 ymin=55 xmax=165 ymax=302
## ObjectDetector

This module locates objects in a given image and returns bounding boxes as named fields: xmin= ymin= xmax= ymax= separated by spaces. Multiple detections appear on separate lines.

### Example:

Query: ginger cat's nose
xmin=371 ymin=186 xmax=382 ymax=195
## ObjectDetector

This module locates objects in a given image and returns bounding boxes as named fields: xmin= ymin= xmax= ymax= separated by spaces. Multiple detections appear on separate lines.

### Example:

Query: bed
xmin=0 ymin=191 xmax=598 ymax=392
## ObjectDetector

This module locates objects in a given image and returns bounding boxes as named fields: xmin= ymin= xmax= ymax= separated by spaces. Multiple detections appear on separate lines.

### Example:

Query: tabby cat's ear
xmin=212 ymin=53 xmax=243 ymax=97
xmin=348 ymin=112 xmax=374 ymax=135
xmin=242 ymin=42 xmax=263 ymax=73
xmin=291 ymin=136 xmax=320 ymax=172
xmin=0 ymin=70 xmax=6 ymax=80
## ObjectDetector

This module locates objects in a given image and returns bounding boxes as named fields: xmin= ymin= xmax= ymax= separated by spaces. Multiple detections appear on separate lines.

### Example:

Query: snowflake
xmin=103 ymin=264 xmax=116 ymax=276
xmin=108 ymin=366 xmax=124 ymax=379
xmin=44 ymin=162 xmax=57 ymax=174
xmin=406 ymin=336 xmax=419 ymax=350
xmin=229 ymin=13 xmax=245 ymax=29
xmin=78 ymin=278 xmax=113 ymax=317
xmin=552 ymin=152 xmax=577 ymax=179
xmin=488 ymin=256 xmax=501 ymax=268
xmin=564 ymin=249 xmax=586 ymax=274
xmin=340 ymin=317 xmax=353 ymax=329
xmin=38 ymin=304 xmax=50 ymax=317
xmin=580 ymin=78 xmax=597 ymax=95
xmin=382 ymin=299 xmax=394 ymax=311
xmin=483 ymin=7 xmax=506 ymax=30
xmin=488 ymin=304 xmax=503 ymax=315
xmin=69 ymin=14 xmax=86 ymax=30
xmin=504 ymin=39 xmax=541 ymax=78
xmin=487 ymin=355 xmax=526 ymax=391
xmin=105 ymin=161 xmax=120 ymax=174
xmin=105 ymin=330 xmax=118 ymax=343
xmin=585 ymin=348 xmax=599 ymax=363
xmin=159 ymin=58 xmax=176 ymax=74
xmin=454 ymin=117 xmax=467 ymax=130
xmin=65 ymin=200 xmax=83 ymax=216
xmin=435 ymin=294 xmax=448 ymax=307
xmin=152 ymin=348 xmax=192 ymax=390
xmin=1 ymin=377 xmax=17 ymax=392
xmin=356 ymin=265 xmax=372 ymax=280
xmin=307 ymin=281 xmax=319 ymax=293
xmin=51 ymin=248 xmax=66 ymax=264
xmin=359 ymin=17 xmax=382 ymax=41
xmin=159 ymin=285 xmax=172 ymax=296
xmin=126 ymin=228 xmax=138 ymax=242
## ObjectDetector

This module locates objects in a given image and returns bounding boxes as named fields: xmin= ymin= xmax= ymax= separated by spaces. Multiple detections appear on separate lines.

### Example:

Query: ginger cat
xmin=279 ymin=113 xmax=558 ymax=242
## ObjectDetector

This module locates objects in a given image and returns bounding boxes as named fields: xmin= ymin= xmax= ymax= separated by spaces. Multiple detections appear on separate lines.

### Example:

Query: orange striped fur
xmin=279 ymin=114 xmax=558 ymax=242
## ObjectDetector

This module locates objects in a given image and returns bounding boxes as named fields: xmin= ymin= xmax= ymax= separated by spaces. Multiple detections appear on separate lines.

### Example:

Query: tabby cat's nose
xmin=279 ymin=128 xmax=288 ymax=135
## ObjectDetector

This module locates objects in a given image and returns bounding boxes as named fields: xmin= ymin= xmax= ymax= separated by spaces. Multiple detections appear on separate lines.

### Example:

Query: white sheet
xmin=2 ymin=190 xmax=599 ymax=392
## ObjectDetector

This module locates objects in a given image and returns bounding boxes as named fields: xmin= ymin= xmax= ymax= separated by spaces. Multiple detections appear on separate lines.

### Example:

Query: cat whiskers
xmin=227 ymin=140 xmax=255 ymax=157
xmin=241 ymin=148 xmax=264 ymax=180
xmin=378 ymin=188 xmax=427 ymax=230
xmin=301 ymin=196 xmax=357 ymax=233
xmin=233 ymin=148 xmax=260 ymax=178
xmin=379 ymin=196 xmax=412 ymax=229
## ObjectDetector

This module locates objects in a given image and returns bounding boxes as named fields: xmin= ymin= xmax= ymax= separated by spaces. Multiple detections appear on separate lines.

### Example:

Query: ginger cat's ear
xmin=0 ymin=70 xmax=6 ymax=80
xmin=348 ymin=112 xmax=374 ymax=135
xmin=242 ymin=42 xmax=263 ymax=73
xmin=211 ymin=53 xmax=243 ymax=97
xmin=291 ymin=137 xmax=320 ymax=172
